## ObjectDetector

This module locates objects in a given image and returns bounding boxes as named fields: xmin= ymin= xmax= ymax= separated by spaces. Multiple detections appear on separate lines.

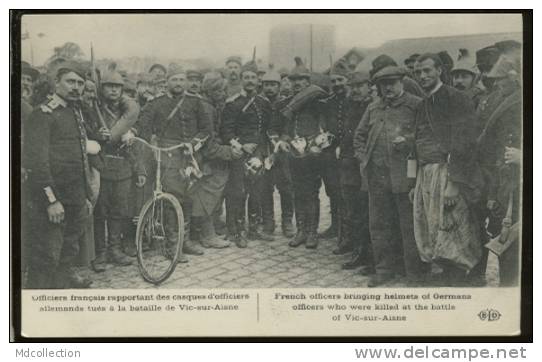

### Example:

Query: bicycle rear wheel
xmin=136 ymin=192 xmax=184 ymax=284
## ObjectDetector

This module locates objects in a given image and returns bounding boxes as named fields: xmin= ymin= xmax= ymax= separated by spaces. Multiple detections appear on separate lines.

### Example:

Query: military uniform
xmin=273 ymin=91 xmax=326 ymax=247
xmin=23 ymin=93 xmax=94 ymax=288
xmin=93 ymin=94 xmax=143 ymax=266
xmin=261 ymin=94 xmax=295 ymax=236
xmin=477 ymin=58 xmax=522 ymax=286
xmin=319 ymin=92 xmax=348 ymax=243
xmin=221 ymin=90 xmax=274 ymax=243
xmin=138 ymin=90 xmax=214 ymax=254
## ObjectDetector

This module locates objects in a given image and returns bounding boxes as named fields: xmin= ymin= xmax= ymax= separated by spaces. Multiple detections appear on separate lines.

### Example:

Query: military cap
xmin=149 ymin=63 xmax=167 ymax=74
xmin=261 ymin=65 xmax=281 ymax=83
xmin=330 ymin=59 xmax=350 ymax=77
xmin=370 ymin=54 xmax=398 ymax=78
xmin=56 ymin=60 xmax=87 ymax=80
xmin=22 ymin=61 xmax=40 ymax=81
xmin=186 ymin=69 xmax=203 ymax=80
xmin=487 ymin=55 xmax=520 ymax=79
xmin=476 ymin=46 xmax=501 ymax=73
xmin=167 ymin=63 xmax=185 ymax=79
xmin=241 ymin=61 xmax=258 ymax=75
xmin=371 ymin=65 xmax=406 ymax=83
xmin=288 ymin=57 xmax=311 ymax=79
xmin=347 ymin=71 xmax=370 ymax=85
xmin=451 ymin=49 xmax=478 ymax=76
xmin=278 ymin=67 xmax=289 ymax=79
xmin=494 ymin=40 xmax=521 ymax=54
xmin=202 ymin=72 xmax=226 ymax=93
xmin=225 ymin=56 xmax=243 ymax=67
xmin=101 ymin=71 xmax=125 ymax=86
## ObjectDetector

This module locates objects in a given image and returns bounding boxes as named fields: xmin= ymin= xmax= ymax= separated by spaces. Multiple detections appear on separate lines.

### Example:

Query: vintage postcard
xmin=12 ymin=11 xmax=529 ymax=338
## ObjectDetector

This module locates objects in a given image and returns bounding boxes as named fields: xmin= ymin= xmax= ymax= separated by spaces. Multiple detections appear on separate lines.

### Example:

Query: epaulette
xmin=185 ymin=91 xmax=204 ymax=100
xmin=256 ymin=94 xmax=271 ymax=104
xmin=225 ymin=93 xmax=242 ymax=104
xmin=40 ymin=98 xmax=62 ymax=114
xmin=319 ymin=94 xmax=336 ymax=104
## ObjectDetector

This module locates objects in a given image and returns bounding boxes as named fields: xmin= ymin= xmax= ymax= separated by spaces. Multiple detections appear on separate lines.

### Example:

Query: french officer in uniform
xmin=221 ymin=61 xmax=275 ymax=247
xmin=137 ymin=64 xmax=214 ymax=259
xmin=23 ymin=61 xmax=95 ymax=288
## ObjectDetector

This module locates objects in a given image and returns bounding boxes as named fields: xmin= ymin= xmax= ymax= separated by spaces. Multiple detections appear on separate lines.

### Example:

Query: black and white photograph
xmin=11 ymin=10 xmax=531 ymax=339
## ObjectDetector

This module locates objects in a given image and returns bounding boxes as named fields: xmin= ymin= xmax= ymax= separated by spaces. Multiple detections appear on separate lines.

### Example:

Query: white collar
xmin=52 ymin=93 xmax=68 ymax=107
xmin=427 ymin=81 xmax=443 ymax=97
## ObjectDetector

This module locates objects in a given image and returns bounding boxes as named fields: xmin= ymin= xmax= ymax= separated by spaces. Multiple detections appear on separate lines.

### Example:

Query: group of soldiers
xmin=20 ymin=38 xmax=522 ymax=289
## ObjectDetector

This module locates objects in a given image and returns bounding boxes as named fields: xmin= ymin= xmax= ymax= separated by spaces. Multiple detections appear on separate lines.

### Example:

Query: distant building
xmin=269 ymin=24 xmax=336 ymax=72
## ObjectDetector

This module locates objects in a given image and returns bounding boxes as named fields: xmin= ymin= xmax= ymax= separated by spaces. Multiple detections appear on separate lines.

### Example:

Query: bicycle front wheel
xmin=135 ymin=192 xmax=184 ymax=284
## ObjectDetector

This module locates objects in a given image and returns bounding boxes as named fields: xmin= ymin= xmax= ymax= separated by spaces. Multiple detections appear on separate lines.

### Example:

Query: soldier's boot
xmin=200 ymin=217 xmax=231 ymax=249
xmin=107 ymin=220 xmax=133 ymax=266
xmin=91 ymin=250 xmax=107 ymax=273
xmin=212 ymin=209 xmax=227 ymax=236
xmin=247 ymin=213 xmax=274 ymax=242
xmin=333 ymin=220 xmax=352 ymax=255
xmin=305 ymin=213 xmax=319 ymax=249
xmin=54 ymin=263 xmax=92 ymax=289
xmin=318 ymin=215 xmax=338 ymax=239
xmin=288 ymin=217 xmax=306 ymax=247
xmin=122 ymin=219 xmax=137 ymax=257
xmin=92 ymin=217 xmax=107 ymax=272
xmin=279 ymin=187 xmax=295 ymax=237
xmin=182 ymin=236 xmax=205 ymax=256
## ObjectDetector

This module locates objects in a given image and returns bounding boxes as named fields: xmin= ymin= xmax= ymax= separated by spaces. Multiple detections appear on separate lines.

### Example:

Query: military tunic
xmin=221 ymin=91 xmax=273 ymax=234
xmin=137 ymin=91 xmax=214 ymax=239
xmin=23 ymin=93 xmax=93 ymax=288
xmin=272 ymin=94 xmax=326 ymax=235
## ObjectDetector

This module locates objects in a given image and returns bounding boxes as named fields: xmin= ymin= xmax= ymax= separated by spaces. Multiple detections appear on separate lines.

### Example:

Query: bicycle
xmin=131 ymin=136 xmax=196 ymax=285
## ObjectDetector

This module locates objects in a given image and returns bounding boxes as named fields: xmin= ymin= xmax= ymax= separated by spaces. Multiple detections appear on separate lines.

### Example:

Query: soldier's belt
xmin=104 ymin=154 xmax=126 ymax=160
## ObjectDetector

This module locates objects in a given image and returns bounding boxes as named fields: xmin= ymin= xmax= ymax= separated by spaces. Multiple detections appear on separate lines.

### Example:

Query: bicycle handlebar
xmin=132 ymin=136 xmax=191 ymax=152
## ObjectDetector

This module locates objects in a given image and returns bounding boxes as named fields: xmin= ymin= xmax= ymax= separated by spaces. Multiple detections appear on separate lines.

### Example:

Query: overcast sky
xmin=21 ymin=13 xmax=522 ymax=65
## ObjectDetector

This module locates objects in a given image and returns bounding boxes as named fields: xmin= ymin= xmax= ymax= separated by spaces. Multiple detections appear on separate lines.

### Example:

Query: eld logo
xmin=478 ymin=309 xmax=502 ymax=321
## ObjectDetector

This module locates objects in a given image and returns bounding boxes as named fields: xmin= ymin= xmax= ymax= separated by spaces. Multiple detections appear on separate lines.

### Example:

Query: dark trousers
xmin=367 ymin=164 xmax=427 ymax=278
xmin=161 ymin=166 xmax=193 ymax=241
xmin=25 ymin=201 xmax=88 ymax=289
xmin=94 ymin=177 xmax=132 ymax=253
xmin=260 ymin=156 xmax=295 ymax=231
xmin=290 ymin=156 xmax=321 ymax=234
xmin=342 ymin=186 xmax=373 ymax=265
xmin=321 ymin=152 xmax=342 ymax=230
xmin=225 ymin=159 xmax=265 ymax=234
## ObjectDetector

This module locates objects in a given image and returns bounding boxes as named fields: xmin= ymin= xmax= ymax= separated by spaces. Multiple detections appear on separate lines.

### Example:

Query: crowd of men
xmin=20 ymin=38 xmax=522 ymax=289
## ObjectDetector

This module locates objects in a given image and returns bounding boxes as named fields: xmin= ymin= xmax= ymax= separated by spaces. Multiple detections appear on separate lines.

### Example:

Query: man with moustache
xmin=135 ymin=74 xmax=155 ymax=108
xmin=23 ymin=61 xmax=95 ymax=288
xmin=260 ymin=66 xmax=295 ymax=238
xmin=21 ymin=61 xmax=39 ymax=106
xmin=91 ymin=71 xmax=143 ymax=271
xmin=271 ymin=57 xmax=328 ymax=249
xmin=224 ymin=56 xmax=243 ymax=97
xmin=191 ymin=72 xmax=242 ymax=247
xmin=339 ymin=71 xmax=374 ymax=274
xmin=450 ymin=50 xmax=485 ymax=108
xmin=353 ymin=65 xmax=426 ymax=287
xmin=221 ymin=61 xmax=275 ymax=246
xmin=319 ymin=60 xmax=351 ymax=246
xmin=412 ymin=53 xmax=483 ymax=286
xmin=137 ymin=63 xmax=214 ymax=260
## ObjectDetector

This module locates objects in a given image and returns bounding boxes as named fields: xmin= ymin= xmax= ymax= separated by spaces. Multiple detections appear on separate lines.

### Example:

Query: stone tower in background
xmin=269 ymin=24 xmax=336 ymax=72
